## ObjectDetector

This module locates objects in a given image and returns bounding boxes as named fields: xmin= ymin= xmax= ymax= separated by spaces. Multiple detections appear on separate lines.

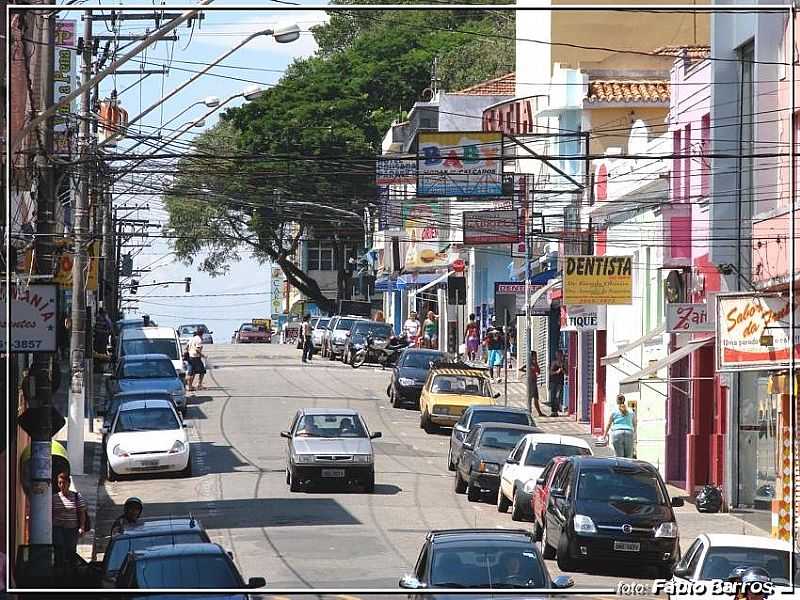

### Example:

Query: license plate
xmin=139 ymin=459 xmax=160 ymax=467
xmin=614 ymin=541 xmax=640 ymax=552
xmin=321 ymin=469 xmax=345 ymax=478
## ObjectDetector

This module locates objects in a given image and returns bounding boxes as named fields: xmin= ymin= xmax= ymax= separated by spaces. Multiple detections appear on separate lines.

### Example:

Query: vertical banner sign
xmin=53 ymin=20 xmax=78 ymax=155
xmin=562 ymin=256 xmax=633 ymax=305
xmin=377 ymin=186 xmax=389 ymax=231
xmin=402 ymin=201 xmax=451 ymax=271
xmin=417 ymin=132 xmax=503 ymax=197
xmin=271 ymin=267 xmax=286 ymax=315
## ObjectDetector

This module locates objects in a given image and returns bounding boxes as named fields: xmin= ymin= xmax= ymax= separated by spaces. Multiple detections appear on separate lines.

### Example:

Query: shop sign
xmin=562 ymin=255 xmax=633 ymax=305
xmin=463 ymin=210 xmax=519 ymax=245
xmin=0 ymin=284 xmax=58 ymax=353
xmin=561 ymin=304 xmax=606 ymax=331
xmin=494 ymin=282 xmax=549 ymax=316
xmin=271 ymin=267 xmax=285 ymax=314
xmin=53 ymin=20 xmax=78 ymax=155
xmin=376 ymin=157 xmax=416 ymax=186
xmin=52 ymin=241 xmax=101 ymax=290
xmin=482 ymin=96 xmax=546 ymax=136
xmin=404 ymin=241 xmax=452 ymax=272
xmin=717 ymin=293 xmax=800 ymax=370
xmin=666 ymin=303 xmax=714 ymax=333
xmin=417 ymin=132 xmax=503 ymax=197
xmin=402 ymin=201 xmax=447 ymax=241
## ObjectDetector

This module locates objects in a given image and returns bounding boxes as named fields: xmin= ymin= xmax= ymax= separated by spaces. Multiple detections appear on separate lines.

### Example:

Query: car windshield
xmin=431 ymin=375 xmax=490 ymax=396
xmin=122 ymin=339 xmax=178 ymax=360
xmin=430 ymin=544 xmax=547 ymax=588
xmin=121 ymin=360 xmax=176 ymax=380
xmin=295 ymin=414 xmax=367 ymax=438
xmin=240 ymin=325 xmax=257 ymax=332
xmin=578 ymin=467 xmax=667 ymax=505
xmin=472 ymin=411 xmax=530 ymax=427
xmin=353 ymin=323 xmax=393 ymax=338
xmin=402 ymin=352 xmax=445 ymax=369
xmin=699 ymin=548 xmax=798 ymax=585
xmin=179 ymin=326 xmax=205 ymax=336
xmin=135 ymin=555 xmax=240 ymax=588
xmin=316 ymin=319 xmax=330 ymax=330
xmin=479 ymin=428 xmax=530 ymax=450
xmin=336 ymin=318 xmax=357 ymax=331
xmin=114 ymin=407 xmax=179 ymax=433
xmin=106 ymin=532 xmax=206 ymax=574
xmin=525 ymin=443 xmax=591 ymax=467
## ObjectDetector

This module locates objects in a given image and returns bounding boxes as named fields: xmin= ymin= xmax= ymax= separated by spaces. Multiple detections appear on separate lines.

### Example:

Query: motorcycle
xmin=351 ymin=334 xmax=410 ymax=369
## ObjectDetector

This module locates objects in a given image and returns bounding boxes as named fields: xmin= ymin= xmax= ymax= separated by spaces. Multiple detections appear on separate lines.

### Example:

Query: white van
xmin=118 ymin=326 xmax=186 ymax=378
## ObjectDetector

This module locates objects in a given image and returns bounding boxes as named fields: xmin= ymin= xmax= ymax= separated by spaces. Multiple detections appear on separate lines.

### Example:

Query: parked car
xmin=531 ymin=456 xmax=572 ymax=542
xmin=538 ymin=456 xmax=683 ymax=577
xmin=94 ymin=516 xmax=211 ymax=587
xmin=670 ymin=533 xmax=798 ymax=599
xmin=118 ymin=326 xmax=185 ymax=379
xmin=101 ymin=390 xmax=177 ymax=453
xmin=234 ymin=323 xmax=271 ymax=344
xmin=114 ymin=543 xmax=265 ymax=591
xmin=498 ymin=434 xmax=592 ymax=521
xmin=322 ymin=316 xmax=364 ymax=360
xmin=280 ymin=408 xmax=382 ymax=492
xmin=115 ymin=316 xmax=158 ymax=333
xmin=104 ymin=398 xmax=191 ymax=481
xmin=341 ymin=320 xmax=395 ymax=364
xmin=449 ymin=405 xmax=537 ymax=472
xmin=311 ymin=317 xmax=331 ymax=350
xmin=387 ymin=348 xmax=447 ymax=408
xmin=419 ymin=362 xmax=500 ymax=433
xmin=399 ymin=528 xmax=574 ymax=596
xmin=107 ymin=354 xmax=187 ymax=415
xmin=454 ymin=422 xmax=540 ymax=502
xmin=178 ymin=324 xmax=214 ymax=347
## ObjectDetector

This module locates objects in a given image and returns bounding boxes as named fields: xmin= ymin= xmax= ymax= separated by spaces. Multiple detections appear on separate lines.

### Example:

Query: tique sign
xmin=0 ymin=284 xmax=58 ymax=353
xmin=561 ymin=304 xmax=607 ymax=332
xmin=666 ymin=303 xmax=714 ymax=333
xmin=417 ymin=132 xmax=503 ymax=197
xmin=717 ymin=293 xmax=800 ymax=370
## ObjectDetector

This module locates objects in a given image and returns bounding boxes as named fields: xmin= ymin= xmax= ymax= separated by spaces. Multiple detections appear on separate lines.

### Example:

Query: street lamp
xmin=123 ymin=96 xmax=220 ymax=155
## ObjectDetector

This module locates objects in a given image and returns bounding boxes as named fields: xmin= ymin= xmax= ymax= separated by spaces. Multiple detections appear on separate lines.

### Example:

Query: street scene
xmin=5 ymin=0 xmax=800 ymax=597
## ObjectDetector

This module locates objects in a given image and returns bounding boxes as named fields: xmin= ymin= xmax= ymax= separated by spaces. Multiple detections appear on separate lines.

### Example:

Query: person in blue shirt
xmin=603 ymin=394 xmax=636 ymax=458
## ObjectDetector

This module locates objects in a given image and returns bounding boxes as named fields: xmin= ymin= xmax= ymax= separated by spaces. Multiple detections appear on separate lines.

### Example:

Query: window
xmin=700 ymin=548 xmax=795 ymax=585
xmin=511 ymin=440 xmax=526 ymax=463
xmin=552 ymin=462 xmax=572 ymax=492
xmin=465 ymin=427 xmax=480 ymax=447
xmin=431 ymin=375 xmax=491 ymax=397
xmin=136 ymin=555 xmax=241 ymax=588
xmin=538 ymin=460 xmax=554 ymax=484
xmin=122 ymin=338 xmax=178 ymax=360
xmin=471 ymin=410 xmax=531 ymax=427
xmin=700 ymin=114 xmax=711 ymax=198
xmin=294 ymin=414 xmax=367 ymax=438
xmin=120 ymin=359 xmax=176 ymax=379
xmin=456 ymin=408 xmax=470 ymax=428
xmin=105 ymin=532 xmax=207 ymax=574
xmin=683 ymin=123 xmax=691 ymax=203
xmin=577 ymin=466 xmax=667 ymax=504
xmin=672 ymin=130 xmax=682 ymax=201
xmin=307 ymin=241 xmax=334 ymax=271
xmin=429 ymin=543 xmax=547 ymax=588
xmin=114 ymin=407 xmax=179 ymax=433
xmin=524 ymin=443 xmax=591 ymax=467
xmin=415 ymin=545 xmax=429 ymax=580
xmin=478 ymin=427 xmax=530 ymax=451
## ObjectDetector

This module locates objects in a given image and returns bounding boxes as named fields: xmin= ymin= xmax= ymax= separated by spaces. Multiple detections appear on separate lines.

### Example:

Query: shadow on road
xmin=184 ymin=405 xmax=207 ymax=420
xmin=186 ymin=394 xmax=215 ymax=405
xmin=300 ymin=483 xmax=403 ymax=496
xmin=191 ymin=441 xmax=251 ymax=474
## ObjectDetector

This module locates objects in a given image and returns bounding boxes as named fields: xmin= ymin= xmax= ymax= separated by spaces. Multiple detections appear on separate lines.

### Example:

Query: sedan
xmin=235 ymin=323 xmax=271 ymax=343
xmin=449 ymin=405 xmax=536 ymax=472
xmin=387 ymin=348 xmax=446 ymax=408
xmin=104 ymin=398 xmax=191 ymax=481
xmin=311 ymin=317 xmax=331 ymax=350
xmin=177 ymin=324 xmax=214 ymax=347
xmin=498 ymin=434 xmax=592 ymax=521
xmin=281 ymin=408 xmax=381 ymax=492
xmin=107 ymin=354 xmax=187 ymax=415
xmin=531 ymin=456 xmax=571 ymax=542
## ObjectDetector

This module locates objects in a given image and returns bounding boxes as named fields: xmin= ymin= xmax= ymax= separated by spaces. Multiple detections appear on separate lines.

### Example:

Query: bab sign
xmin=562 ymin=255 xmax=633 ymax=305
xmin=0 ymin=284 xmax=58 ymax=353
xmin=417 ymin=132 xmax=503 ymax=197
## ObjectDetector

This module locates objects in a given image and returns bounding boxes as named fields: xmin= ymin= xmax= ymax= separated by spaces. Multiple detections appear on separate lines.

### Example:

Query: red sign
xmin=452 ymin=259 xmax=466 ymax=273
xmin=482 ymin=97 xmax=545 ymax=135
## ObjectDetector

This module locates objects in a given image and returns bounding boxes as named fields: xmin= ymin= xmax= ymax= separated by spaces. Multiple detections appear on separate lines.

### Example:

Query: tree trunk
xmin=276 ymin=256 xmax=335 ymax=314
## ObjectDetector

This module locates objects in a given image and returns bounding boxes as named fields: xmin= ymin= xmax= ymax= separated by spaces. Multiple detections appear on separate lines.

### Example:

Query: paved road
xmin=95 ymin=343 xmax=662 ymax=597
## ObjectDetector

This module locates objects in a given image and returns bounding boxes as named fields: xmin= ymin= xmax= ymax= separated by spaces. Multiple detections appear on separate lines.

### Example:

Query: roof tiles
xmin=455 ymin=73 xmax=516 ymax=96
xmin=586 ymin=80 xmax=670 ymax=104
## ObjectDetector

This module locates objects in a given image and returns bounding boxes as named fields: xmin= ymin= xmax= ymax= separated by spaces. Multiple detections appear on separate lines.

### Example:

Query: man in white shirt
xmin=301 ymin=314 xmax=314 ymax=363
xmin=187 ymin=329 xmax=206 ymax=391
xmin=403 ymin=311 xmax=421 ymax=345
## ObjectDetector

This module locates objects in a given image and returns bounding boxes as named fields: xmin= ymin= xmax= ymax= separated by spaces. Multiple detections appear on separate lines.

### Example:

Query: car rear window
xmin=699 ymin=547 xmax=796 ymax=584
xmin=136 ymin=555 xmax=241 ymax=588
xmin=106 ymin=532 xmax=207 ymax=573
xmin=578 ymin=466 xmax=667 ymax=505
xmin=479 ymin=428 xmax=531 ymax=450
xmin=122 ymin=339 xmax=178 ymax=360
xmin=336 ymin=318 xmax=357 ymax=330
xmin=472 ymin=411 xmax=530 ymax=427
xmin=121 ymin=360 xmax=176 ymax=379
xmin=525 ymin=443 xmax=591 ymax=467
xmin=316 ymin=319 xmax=330 ymax=329
xmin=115 ymin=407 xmax=179 ymax=433
xmin=402 ymin=352 xmax=445 ymax=369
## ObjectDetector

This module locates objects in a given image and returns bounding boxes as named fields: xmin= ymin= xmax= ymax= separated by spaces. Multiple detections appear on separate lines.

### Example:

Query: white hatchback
xmin=497 ymin=433 xmax=592 ymax=521
xmin=104 ymin=398 xmax=191 ymax=481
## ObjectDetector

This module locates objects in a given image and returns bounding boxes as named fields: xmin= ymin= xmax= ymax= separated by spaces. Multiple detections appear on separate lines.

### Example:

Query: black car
xmin=454 ymin=423 xmax=540 ymax=502
xmin=539 ymin=456 xmax=683 ymax=577
xmin=115 ymin=542 xmax=265 ymax=591
xmin=399 ymin=528 xmax=573 ymax=596
xmin=449 ymin=406 xmax=537 ymax=471
xmin=388 ymin=349 xmax=447 ymax=408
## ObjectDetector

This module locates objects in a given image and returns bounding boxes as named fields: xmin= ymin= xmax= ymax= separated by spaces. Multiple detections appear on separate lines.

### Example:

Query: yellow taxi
xmin=419 ymin=362 xmax=500 ymax=433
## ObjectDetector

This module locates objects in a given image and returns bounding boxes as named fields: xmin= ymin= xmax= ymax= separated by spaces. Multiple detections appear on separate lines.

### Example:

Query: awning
xmin=396 ymin=273 xmax=446 ymax=290
xmin=374 ymin=276 xmax=396 ymax=293
xmin=618 ymin=337 xmax=714 ymax=395
xmin=531 ymin=268 xmax=558 ymax=285
xmin=601 ymin=325 xmax=666 ymax=366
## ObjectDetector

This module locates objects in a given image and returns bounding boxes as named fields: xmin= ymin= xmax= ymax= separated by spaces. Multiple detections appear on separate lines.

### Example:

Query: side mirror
xmin=552 ymin=575 xmax=574 ymax=589
xmin=536 ymin=476 xmax=546 ymax=485
xmin=370 ymin=432 xmax=382 ymax=439
xmin=100 ymin=425 xmax=109 ymax=435
xmin=183 ymin=423 xmax=189 ymax=428
xmin=505 ymin=457 xmax=518 ymax=465
xmin=247 ymin=577 xmax=266 ymax=589
xmin=673 ymin=565 xmax=690 ymax=578
xmin=226 ymin=550 xmax=234 ymax=559
xmin=399 ymin=575 xmax=426 ymax=589
xmin=671 ymin=497 xmax=685 ymax=507
xmin=550 ymin=488 xmax=565 ymax=499
xmin=209 ymin=331 xmax=214 ymax=334
xmin=493 ymin=392 xmax=501 ymax=399
xmin=280 ymin=431 xmax=291 ymax=439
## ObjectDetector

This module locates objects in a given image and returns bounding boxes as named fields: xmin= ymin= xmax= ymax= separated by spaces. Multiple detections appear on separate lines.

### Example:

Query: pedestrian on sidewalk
xmin=187 ymin=329 xmax=206 ymax=392
xmin=464 ymin=314 xmax=480 ymax=361
xmin=528 ymin=351 xmax=544 ymax=417
xmin=52 ymin=471 xmax=88 ymax=568
xmin=603 ymin=394 xmax=636 ymax=458
xmin=484 ymin=321 xmax=505 ymax=381
xmin=301 ymin=314 xmax=314 ymax=363
xmin=404 ymin=311 xmax=421 ymax=347
xmin=422 ymin=311 xmax=438 ymax=349
xmin=110 ymin=497 xmax=143 ymax=536
xmin=548 ymin=350 xmax=565 ymax=417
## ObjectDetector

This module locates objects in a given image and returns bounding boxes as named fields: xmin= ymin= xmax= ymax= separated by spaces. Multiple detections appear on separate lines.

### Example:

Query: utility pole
xmin=68 ymin=11 xmax=93 ymax=475
xmin=28 ymin=9 xmax=57 ymax=546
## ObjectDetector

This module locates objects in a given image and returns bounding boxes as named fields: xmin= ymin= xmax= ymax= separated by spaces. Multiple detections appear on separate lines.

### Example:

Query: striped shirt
xmin=52 ymin=490 xmax=87 ymax=528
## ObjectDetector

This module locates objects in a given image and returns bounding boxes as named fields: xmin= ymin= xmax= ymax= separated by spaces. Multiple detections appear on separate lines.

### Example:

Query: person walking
xmin=603 ymin=394 xmax=636 ymax=458
xmin=548 ymin=350 xmax=565 ymax=417
xmin=528 ymin=351 xmax=544 ymax=417
xmin=301 ymin=314 xmax=314 ymax=363
xmin=484 ymin=324 xmax=505 ymax=381
xmin=464 ymin=314 xmax=480 ymax=361
xmin=52 ymin=471 xmax=88 ymax=567
xmin=186 ymin=329 xmax=206 ymax=392
xmin=422 ymin=311 xmax=438 ymax=349
xmin=403 ymin=311 xmax=421 ymax=346
xmin=110 ymin=497 xmax=143 ymax=536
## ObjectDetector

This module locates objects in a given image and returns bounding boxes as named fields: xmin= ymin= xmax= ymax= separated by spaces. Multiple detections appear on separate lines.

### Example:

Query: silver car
xmin=311 ymin=317 xmax=331 ymax=350
xmin=280 ymin=408 xmax=382 ymax=493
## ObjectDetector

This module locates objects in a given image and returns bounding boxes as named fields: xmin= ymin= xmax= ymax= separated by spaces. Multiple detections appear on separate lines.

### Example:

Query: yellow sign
xmin=563 ymin=255 xmax=633 ymax=305
xmin=53 ymin=240 xmax=101 ymax=291
xmin=252 ymin=318 xmax=271 ymax=327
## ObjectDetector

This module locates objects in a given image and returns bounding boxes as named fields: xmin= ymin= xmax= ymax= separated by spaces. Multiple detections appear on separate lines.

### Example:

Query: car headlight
xmin=112 ymin=444 xmax=129 ymax=458
xmin=169 ymin=440 xmax=186 ymax=454
xmin=654 ymin=522 xmax=678 ymax=538
xmin=573 ymin=514 xmax=597 ymax=534
xmin=353 ymin=454 xmax=373 ymax=464
xmin=398 ymin=377 xmax=416 ymax=386
xmin=523 ymin=480 xmax=537 ymax=494
xmin=478 ymin=461 xmax=500 ymax=474
xmin=294 ymin=453 xmax=315 ymax=464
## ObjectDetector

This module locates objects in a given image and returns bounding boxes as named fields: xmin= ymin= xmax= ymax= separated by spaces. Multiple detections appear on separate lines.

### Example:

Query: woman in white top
xmin=403 ymin=311 xmax=421 ymax=345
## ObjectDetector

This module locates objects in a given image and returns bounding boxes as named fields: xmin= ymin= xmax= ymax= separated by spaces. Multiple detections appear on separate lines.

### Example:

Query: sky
xmin=62 ymin=2 xmax=330 ymax=340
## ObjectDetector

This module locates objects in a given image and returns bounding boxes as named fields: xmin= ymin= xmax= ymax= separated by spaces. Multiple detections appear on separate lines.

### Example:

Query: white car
xmin=311 ymin=317 xmax=331 ymax=350
xmin=497 ymin=433 xmax=592 ymax=521
xmin=670 ymin=533 xmax=797 ymax=599
xmin=104 ymin=398 xmax=191 ymax=481
xmin=119 ymin=326 xmax=186 ymax=379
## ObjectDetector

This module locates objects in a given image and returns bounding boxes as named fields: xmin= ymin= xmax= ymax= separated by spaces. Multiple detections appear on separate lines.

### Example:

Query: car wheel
xmin=454 ymin=470 xmax=467 ymax=494
xmin=511 ymin=488 xmax=527 ymax=521
xmin=497 ymin=487 xmax=511 ymax=512
xmin=447 ymin=447 xmax=456 ymax=472
xmin=532 ymin=519 xmax=542 ymax=541
xmin=181 ymin=457 xmax=193 ymax=478
xmin=422 ymin=412 xmax=436 ymax=434
xmin=364 ymin=472 xmax=375 ymax=493
xmin=541 ymin=523 xmax=556 ymax=559
xmin=105 ymin=459 xmax=117 ymax=482
xmin=328 ymin=347 xmax=336 ymax=361
xmin=466 ymin=478 xmax=481 ymax=502
xmin=289 ymin=467 xmax=303 ymax=492
xmin=285 ymin=469 xmax=290 ymax=485
xmin=556 ymin=534 xmax=576 ymax=572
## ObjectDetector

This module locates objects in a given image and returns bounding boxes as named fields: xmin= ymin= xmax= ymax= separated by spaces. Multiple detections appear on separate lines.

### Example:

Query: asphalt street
xmin=95 ymin=343 xmax=660 ymax=598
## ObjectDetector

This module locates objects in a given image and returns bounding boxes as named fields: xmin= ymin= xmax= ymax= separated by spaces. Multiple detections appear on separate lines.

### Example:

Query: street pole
xmin=29 ymin=9 xmax=57 ymax=546
xmin=68 ymin=11 xmax=93 ymax=475
xmin=788 ymin=3 xmax=797 ymax=578
xmin=525 ymin=188 xmax=533 ymax=416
